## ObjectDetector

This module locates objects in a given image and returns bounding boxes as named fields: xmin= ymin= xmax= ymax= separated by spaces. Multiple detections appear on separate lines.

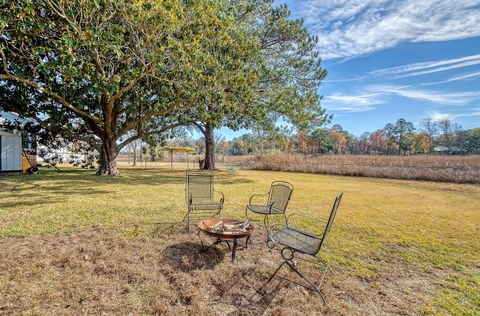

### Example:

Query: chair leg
xmin=266 ymin=260 xmax=287 ymax=285
xmin=316 ymin=258 xmax=332 ymax=290
xmin=256 ymin=260 xmax=288 ymax=295
xmin=183 ymin=211 xmax=190 ymax=232
xmin=260 ymin=251 xmax=329 ymax=305
xmin=285 ymin=260 xmax=327 ymax=305
xmin=264 ymin=215 xmax=271 ymax=244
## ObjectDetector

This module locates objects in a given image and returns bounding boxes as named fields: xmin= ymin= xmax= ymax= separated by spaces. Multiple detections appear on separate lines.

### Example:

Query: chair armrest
xmin=266 ymin=222 xmax=287 ymax=245
xmin=214 ymin=190 xmax=224 ymax=204
xmin=188 ymin=192 xmax=192 ymax=205
xmin=248 ymin=192 xmax=269 ymax=205
xmin=286 ymin=213 xmax=326 ymax=237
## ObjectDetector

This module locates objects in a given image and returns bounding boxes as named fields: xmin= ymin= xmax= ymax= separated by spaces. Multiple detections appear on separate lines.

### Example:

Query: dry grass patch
xmin=0 ymin=228 xmax=465 ymax=315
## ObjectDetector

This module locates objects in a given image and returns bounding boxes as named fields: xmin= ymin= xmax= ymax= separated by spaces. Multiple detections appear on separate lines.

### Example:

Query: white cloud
xmin=285 ymin=0 xmax=480 ymax=59
xmin=323 ymin=85 xmax=480 ymax=112
xmin=327 ymin=93 xmax=383 ymax=105
xmin=371 ymin=54 xmax=480 ymax=77
xmin=430 ymin=111 xmax=454 ymax=121
xmin=323 ymin=92 xmax=383 ymax=112
xmin=422 ymin=71 xmax=480 ymax=85
xmin=325 ymin=57 xmax=480 ymax=83
xmin=377 ymin=86 xmax=480 ymax=105
xmin=430 ymin=110 xmax=480 ymax=121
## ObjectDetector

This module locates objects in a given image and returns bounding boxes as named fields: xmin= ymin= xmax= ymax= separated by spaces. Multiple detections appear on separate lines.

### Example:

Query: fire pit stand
xmin=197 ymin=218 xmax=254 ymax=264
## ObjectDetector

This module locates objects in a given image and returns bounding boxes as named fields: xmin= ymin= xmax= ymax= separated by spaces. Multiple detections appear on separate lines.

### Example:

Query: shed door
xmin=0 ymin=134 xmax=22 ymax=171
xmin=12 ymin=135 xmax=22 ymax=170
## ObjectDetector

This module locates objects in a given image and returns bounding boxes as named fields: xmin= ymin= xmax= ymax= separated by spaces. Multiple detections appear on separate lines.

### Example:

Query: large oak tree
xmin=0 ymin=0 xmax=257 ymax=175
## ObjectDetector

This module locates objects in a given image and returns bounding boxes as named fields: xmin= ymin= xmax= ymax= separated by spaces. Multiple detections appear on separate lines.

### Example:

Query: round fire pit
xmin=197 ymin=218 xmax=254 ymax=263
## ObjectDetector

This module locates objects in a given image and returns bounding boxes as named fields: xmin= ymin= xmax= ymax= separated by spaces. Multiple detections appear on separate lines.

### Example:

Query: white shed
xmin=0 ymin=130 xmax=22 ymax=173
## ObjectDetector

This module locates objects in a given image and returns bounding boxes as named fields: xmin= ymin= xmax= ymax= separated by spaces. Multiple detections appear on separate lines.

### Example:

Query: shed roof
xmin=0 ymin=130 xmax=20 ymax=137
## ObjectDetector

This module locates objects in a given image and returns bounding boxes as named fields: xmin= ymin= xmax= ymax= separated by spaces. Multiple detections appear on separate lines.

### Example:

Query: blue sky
xmin=217 ymin=0 xmax=480 ymax=139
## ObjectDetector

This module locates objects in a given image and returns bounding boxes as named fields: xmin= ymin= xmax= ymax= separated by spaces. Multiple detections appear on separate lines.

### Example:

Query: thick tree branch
xmin=110 ymin=73 xmax=147 ymax=106
xmin=1 ymin=51 xmax=102 ymax=125
xmin=117 ymin=99 xmax=193 ymax=138
xmin=0 ymin=73 xmax=102 ymax=124
xmin=107 ymin=72 xmax=148 ymax=136
xmin=193 ymin=122 xmax=206 ymax=134
xmin=116 ymin=122 xmax=191 ymax=152
xmin=30 ymin=114 xmax=100 ymax=151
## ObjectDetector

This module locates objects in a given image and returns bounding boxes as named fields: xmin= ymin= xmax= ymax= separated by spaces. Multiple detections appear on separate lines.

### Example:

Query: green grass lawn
xmin=0 ymin=167 xmax=479 ymax=315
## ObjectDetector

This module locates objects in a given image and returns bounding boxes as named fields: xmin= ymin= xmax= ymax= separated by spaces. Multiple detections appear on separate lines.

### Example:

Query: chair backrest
xmin=317 ymin=192 xmax=343 ymax=252
xmin=268 ymin=181 xmax=293 ymax=213
xmin=186 ymin=171 xmax=214 ymax=203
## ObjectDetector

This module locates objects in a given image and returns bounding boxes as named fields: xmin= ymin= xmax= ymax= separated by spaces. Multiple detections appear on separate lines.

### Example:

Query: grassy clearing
xmin=0 ymin=166 xmax=479 ymax=315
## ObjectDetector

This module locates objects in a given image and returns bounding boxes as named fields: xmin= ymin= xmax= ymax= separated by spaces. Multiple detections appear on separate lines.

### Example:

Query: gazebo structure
xmin=163 ymin=146 xmax=196 ymax=169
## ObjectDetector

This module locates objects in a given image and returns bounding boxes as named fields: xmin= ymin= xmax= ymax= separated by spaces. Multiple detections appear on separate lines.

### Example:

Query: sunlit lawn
xmin=0 ymin=166 xmax=479 ymax=314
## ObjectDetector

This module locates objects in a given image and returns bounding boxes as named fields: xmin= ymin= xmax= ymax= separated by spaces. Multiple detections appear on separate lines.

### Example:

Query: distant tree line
xmin=225 ymin=117 xmax=480 ymax=156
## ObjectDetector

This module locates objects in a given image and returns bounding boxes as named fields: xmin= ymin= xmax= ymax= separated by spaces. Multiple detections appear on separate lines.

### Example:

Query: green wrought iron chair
xmin=184 ymin=170 xmax=224 ymax=231
xmin=245 ymin=181 xmax=293 ymax=229
xmin=260 ymin=193 xmax=343 ymax=305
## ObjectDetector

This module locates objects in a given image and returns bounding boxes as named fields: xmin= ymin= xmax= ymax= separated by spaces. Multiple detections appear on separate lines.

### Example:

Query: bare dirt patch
xmin=0 ymin=228 xmax=455 ymax=315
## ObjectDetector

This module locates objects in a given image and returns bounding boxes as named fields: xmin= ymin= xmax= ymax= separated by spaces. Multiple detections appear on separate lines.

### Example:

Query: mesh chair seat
xmin=189 ymin=198 xmax=223 ymax=211
xmin=247 ymin=204 xmax=283 ymax=215
xmin=271 ymin=227 xmax=322 ymax=256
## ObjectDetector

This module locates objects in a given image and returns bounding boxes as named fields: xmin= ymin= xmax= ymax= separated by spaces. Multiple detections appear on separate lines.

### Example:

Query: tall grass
xmin=241 ymin=154 xmax=480 ymax=183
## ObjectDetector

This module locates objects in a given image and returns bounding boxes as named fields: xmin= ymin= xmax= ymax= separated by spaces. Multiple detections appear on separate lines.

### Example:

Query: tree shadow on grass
xmin=117 ymin=169 xmax=256 ymax=186
xmin=162 ymin=241 xmax=225 ymax=271
xmin=0 ymin=168 xmax=256 ymax=211
xmin=0 ymin=181 xmax=112 ymax=208
xmin=0 ymin=196 xmax=66 ymax=209
xmin=1 ymin=168 xmax=256 ymax=187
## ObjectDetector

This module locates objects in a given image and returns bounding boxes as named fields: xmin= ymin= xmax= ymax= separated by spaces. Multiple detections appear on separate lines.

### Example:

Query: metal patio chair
xmin=184 ymin=170 xmax=224 ymax=230
xmin=260 ymin=193 xmax=343 ymax=304
xmin=245 ymin=181 xmax=293 ymax=229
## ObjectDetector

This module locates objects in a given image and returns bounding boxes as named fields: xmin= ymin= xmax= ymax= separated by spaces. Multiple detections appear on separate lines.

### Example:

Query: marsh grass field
xmin=0 ymin=166 xmax=479 ymax=315
xmin=245 ymin=154 xmax=480 ymax=184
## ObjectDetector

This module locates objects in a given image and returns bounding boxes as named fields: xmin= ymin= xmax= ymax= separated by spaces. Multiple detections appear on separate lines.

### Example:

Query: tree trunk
xmin=132 ymin=145 xmax=137 ymax=166
xmin=203 ymin=122 xmax=215 ymax=170
xmin=96 ymin=138 xmax=120 ymax=176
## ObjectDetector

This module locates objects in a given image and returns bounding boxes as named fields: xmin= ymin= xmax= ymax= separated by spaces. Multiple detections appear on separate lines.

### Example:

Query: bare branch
xmin=93 ymin=51 xmax=105 ymax=77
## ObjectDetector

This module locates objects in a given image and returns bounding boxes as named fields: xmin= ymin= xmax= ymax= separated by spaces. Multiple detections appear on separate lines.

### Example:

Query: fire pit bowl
xmin=197 ymin=218 xmax=254 ymax=263
xmin=197 ymin=218 xmax=254 ymax=239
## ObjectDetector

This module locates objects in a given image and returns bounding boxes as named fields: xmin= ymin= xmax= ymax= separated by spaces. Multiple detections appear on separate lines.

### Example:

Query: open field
xmin=0 ymin=167 xmax=479 ymax=315
xmin=244 ymin=154 xmax=480 ymax=184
